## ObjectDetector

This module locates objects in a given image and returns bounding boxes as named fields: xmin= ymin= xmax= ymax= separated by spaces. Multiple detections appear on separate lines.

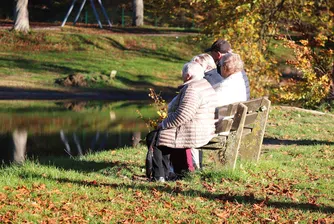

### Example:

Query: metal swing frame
xmin=61 ymin=0 xmax=112 ymax=28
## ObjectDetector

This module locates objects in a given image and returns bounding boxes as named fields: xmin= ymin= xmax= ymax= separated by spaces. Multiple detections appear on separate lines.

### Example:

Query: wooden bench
xmin=199 ymin=97 xmax=271 ymax=169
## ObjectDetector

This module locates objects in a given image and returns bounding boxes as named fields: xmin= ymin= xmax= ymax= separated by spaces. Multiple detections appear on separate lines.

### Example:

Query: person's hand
xmin=157 ymin=123 xmax=162 ymax=130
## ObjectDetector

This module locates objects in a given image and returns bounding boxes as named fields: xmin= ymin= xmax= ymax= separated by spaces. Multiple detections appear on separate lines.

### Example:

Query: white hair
xmin=182 ymin=62 xmax=205 ymax=81
xmin=191 ymin=53 xmax=217 ymax=72
xmin=221 ymin=53 xmax=244 ymax=77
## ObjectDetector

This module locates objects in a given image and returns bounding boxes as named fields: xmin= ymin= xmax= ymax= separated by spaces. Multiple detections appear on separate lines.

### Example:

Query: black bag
xmin=145 ymin=130 xmax=158 ymax=179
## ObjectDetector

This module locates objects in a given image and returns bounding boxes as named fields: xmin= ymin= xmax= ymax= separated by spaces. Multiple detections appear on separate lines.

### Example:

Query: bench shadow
xmin=263 ymin=137 xmax=334 ymax=146
xmin=22 ymin=173 xmax=334 ymax=214
xmin=36 ymin=155 xmax=135 ymax=174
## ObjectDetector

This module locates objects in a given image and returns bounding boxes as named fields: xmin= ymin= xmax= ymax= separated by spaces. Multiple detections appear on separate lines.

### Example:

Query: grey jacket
xmin=157 ymin=78 xmax=218 ymax=148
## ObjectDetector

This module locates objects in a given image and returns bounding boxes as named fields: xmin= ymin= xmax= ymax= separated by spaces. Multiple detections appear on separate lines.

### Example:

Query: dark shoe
xmin=166 ymin=172 xmax=179 ymax=181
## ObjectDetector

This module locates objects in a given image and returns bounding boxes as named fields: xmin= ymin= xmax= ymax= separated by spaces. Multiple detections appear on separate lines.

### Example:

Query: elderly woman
xmin=216 ymin=52 xmax=247 ymax=106
xmin=188 ymin=53 xmax=224 ymax=169
xmin=147 ymin=62 xmax=218 ymax=182
xmin=191 ymin=53 xmax=223 ymax=90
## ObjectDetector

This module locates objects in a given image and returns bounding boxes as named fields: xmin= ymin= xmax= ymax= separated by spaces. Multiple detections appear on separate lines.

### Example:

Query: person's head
xmin=191 ymin=53 xmax=216 ymax=72
xmin=220 ymin=53 xmax=243 ymax=78
xmin=205 ymin=39 xmax=232 ymax=63
xmin=182 ymin=62 xmax=205 ymax=82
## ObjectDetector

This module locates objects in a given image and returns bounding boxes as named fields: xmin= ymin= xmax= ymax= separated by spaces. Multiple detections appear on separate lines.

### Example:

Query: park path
xmin=0 ymin=21 xmax=199 ymax=37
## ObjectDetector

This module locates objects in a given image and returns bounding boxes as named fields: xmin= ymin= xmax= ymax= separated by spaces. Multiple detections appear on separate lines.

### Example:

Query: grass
xmin=0 ymin=27 xmax=210 ymax=93
xmin=0 ymin=106 xmax=333 ymax=223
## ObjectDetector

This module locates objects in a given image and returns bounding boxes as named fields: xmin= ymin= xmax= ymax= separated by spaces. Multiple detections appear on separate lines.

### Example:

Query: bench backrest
xmin=215 ymin=97 xmax=270 ymax=135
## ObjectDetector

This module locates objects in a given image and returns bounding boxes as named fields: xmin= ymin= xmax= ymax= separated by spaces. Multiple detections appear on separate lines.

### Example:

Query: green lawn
xmin=0 ymin=27 xmax=209 ymax=93
xmin=0 ymin=106 xmax=333 ymax=223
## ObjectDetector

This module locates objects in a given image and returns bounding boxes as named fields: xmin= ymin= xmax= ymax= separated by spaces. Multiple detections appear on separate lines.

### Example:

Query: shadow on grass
xmin=71 ymin=34 xmax=106 ymax=50
xmin=116 ymin=75 xmax=159 ymax=89
xmin=104 ymin=36 xmax=186 ymax=62
xmin=23 ymin=173 xmax=334 ymax=214
xmin=37 ymin=156 xmax=134 ymax=173
xmin=0 ymin=57 xmax=88 ymax=75
xmin=263 ymin=137 xmax=334 ymax=146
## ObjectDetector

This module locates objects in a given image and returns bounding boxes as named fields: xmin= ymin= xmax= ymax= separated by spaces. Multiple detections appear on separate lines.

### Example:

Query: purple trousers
xmin=170 ymin=148 xmax=195 ymax=174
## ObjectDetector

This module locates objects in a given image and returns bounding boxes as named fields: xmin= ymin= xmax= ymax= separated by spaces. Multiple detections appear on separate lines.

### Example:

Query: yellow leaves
xmin=278 ymin=35 xmax=332 ymax=107
xmin=138 ymin=88 xmax=168 ymax=130
xmin=157 ymin=111 xmax=167 ymax=119
xmin=299 ymin=39 xmax=308 ymax=46
xmin=315 ymin=34 xmax=328 ymax=47
xmin=235 ymin=3 xmax=251 ymax=13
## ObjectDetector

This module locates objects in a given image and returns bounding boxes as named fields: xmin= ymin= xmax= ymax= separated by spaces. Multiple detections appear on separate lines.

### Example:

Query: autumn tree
xmin=278 ymin=0 xmax=333 ymax=106
xmin=13 ymin=0 xmax=30 ymax=33
xmin=147 ymin=0 xmax=333 ymax=108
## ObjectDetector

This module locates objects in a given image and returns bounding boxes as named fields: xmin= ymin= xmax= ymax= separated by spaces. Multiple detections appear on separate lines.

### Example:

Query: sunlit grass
xmin=0 ymin=28 xmax=208 ymax=93
xmin=0 ymin=106 xmax=333 ymax=222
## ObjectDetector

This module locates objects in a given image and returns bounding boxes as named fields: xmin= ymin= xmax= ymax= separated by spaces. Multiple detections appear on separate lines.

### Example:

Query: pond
xmin=0 ymin=100 xmax=157 ymax=164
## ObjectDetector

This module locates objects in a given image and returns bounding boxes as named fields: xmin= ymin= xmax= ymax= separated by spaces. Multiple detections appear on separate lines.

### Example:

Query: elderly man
xmin=205 ymin=39 xmax=250 ymax=100
xmin=148 ymin=62 xmax=218 ymax=182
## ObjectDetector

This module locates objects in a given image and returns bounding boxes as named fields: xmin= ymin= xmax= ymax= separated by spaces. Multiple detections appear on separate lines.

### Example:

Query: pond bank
xmin=0 ymin=86 xmax=176 ymax=101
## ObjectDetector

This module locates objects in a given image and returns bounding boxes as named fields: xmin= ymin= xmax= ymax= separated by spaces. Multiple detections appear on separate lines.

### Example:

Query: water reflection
xmin=0 ymin=129 xmax=28 ymax=164
xmin=0 ymin=100 xmax=155 ymax=164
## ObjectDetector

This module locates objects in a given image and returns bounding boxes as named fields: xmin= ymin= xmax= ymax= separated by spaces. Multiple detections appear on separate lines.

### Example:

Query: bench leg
xmin=239 ymin=99 xmax=271 ymax=162
xmin=215 ymin=104 xmax=247 ymax=169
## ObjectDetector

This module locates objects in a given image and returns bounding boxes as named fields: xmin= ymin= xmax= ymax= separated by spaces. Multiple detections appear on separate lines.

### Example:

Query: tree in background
xmin=132 ymin=0 xmax=144 ymax=26
xmin=145 ymin=0 xmax=195 ymax=27
xmin=13 ymin=0 xmax=30 ymax=33
xmin=145 ymin=0 xmax=333 ymax=108
xmin=278 ymin=0 xmax=333 ymax=107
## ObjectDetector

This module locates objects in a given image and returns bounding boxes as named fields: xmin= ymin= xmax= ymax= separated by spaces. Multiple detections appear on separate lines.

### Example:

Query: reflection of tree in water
xmin=0 ymin=129 xmax=27 ymax=164
xmin=0 ymin=101 xmax=152 ymax=160
xmin=12 ymin=129 xmax=27 ymax=163
xmin=0 ymin=129 xmax=143 ymax=163
xmin=59 ymin=130 xmax=142 ymax=157
xmin=62 ymin=101 xmax=87 ymax=112
xmin=60 ymin=130 xmax=109 ymax=157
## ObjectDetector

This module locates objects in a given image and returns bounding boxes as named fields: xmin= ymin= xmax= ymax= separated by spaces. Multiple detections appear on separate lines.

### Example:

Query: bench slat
xmin=216 ymin=104 xmax=238 ymax=118
xmin=215 ymin=119 xmax=233 ymax=134
xmin=244 ymin=112 xmax=258 ymax=126
xmin=242 ymin=97 xmax=266 ymax=113
xmin=200 ymin=136 xmax=227 ymax=150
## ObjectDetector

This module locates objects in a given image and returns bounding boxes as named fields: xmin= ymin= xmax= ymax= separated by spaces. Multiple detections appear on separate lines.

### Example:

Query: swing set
xmin=61 ymin=0 xmax=112 ymax=28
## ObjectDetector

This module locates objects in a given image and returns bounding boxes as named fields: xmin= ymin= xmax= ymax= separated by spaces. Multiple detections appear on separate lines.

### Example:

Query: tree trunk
xmin=13 ymin=0 xmax=30 ymax=33
xmin=132 ymin=0 xmax=143 ymax=26
xmin=329 ymin=63 xmax=334 ymax=101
